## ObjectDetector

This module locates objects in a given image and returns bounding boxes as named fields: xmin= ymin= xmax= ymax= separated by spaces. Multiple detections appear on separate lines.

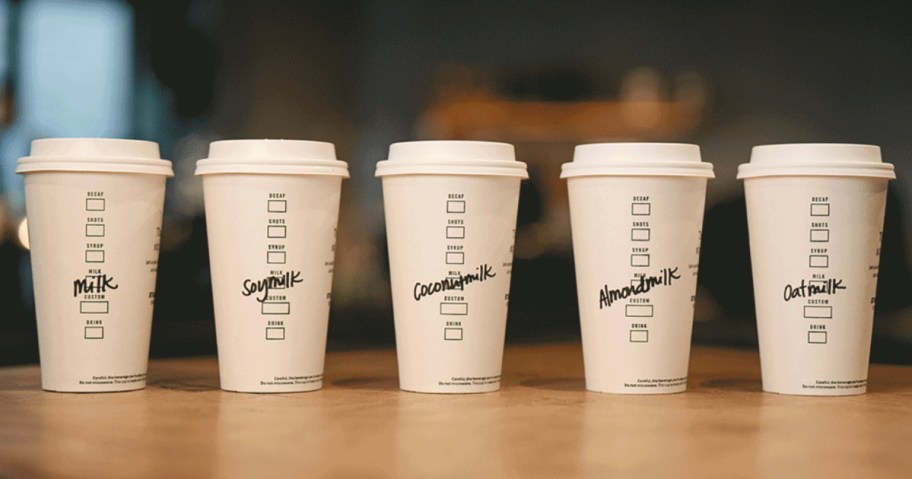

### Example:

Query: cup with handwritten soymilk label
xmin=561 ymin=143 xmax=714 ymax=394
xmin=196 ymin=140 xmax=348 ymax=392
xmin=376 ymin=141 xmax=527 ymax=393
xmin=739 ymin=144 xmax=894 ymax=396
xmin=17 ymin=139 xmax=172 ymax=392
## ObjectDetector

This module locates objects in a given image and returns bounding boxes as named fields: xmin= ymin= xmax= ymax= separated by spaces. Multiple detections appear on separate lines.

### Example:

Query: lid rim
xmin=737 ymin=160 xmax=895 ymax=180
xmin=207 ymin=139 xmax=337 ymax=161
xmin=16 ymin=163 xmax=174 ymax=177
xmin=389 ymin=140 xmax=514 ymax=149
xmin=751 ymin=142 xmax=880 ymax=150
xmin=379 ymin=140 xmax=526 ymax=178
xmin=375 ymin=159 xmax=528 ymax=179
xmin=739 ymin=173 xmax=896 ymax=179
xmin=197 ymin=157 xmax=344 ymax=164
xmin=747 ymin=143 xmax=885 ymax=167
xmin=199 ymin=139 xmax=348 ymax=177
xmin=386 ymin=140 xmax=518 ymax=164
xmin=19 ymin=138 xmax=172 ymax=176
xmin=738 ymin=169 xmax=896 ymax=180
xmin=560 ymin=159 xmax=714 ymax=179
xmin=560 ymin=171 xmax=716 ymax=180
xmin=20 ymin=156 xmax=172 ymax=165
xmin=28 ymin=138 xmax=161 ymax=160
xmin=572 ymin=142 xmax=703 ymax=165
xmin=197 ymin=171 xmax=350 ymax=177
xmin=741 ymin=143 xmax=893 ymax=179
xmin=195 ymin=163 xmax=350 ymax=177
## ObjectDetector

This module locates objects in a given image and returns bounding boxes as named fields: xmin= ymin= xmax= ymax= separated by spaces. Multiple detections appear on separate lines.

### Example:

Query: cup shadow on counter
xmin=699 ymin=378 xmax=763 ymax=393
xmin=152 ymin=377 xmax=221 ymax=392
xmin=0 ymin=375 xmax=42 ymax=392
xmin=519 ymin=378 xmax=586 ymax=391
xmin=332 ymin=377 xmax=400 ymax=391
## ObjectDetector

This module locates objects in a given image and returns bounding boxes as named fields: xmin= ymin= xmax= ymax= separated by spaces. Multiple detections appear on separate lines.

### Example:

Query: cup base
xmin=220 ymin=382 xmax=323 ymax=394
xmin=399 ymin=383 xmax=501 ymax=394
xmin=585 ymin=385 xmax=687 ymax=395
xmin=41 ymin=382 xmax=147 ymax=394
xmin=762 ymin=387 xmax=867 ymax=397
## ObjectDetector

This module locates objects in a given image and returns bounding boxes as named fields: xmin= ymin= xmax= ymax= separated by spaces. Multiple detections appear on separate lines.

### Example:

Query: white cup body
xmin=25 ymin=172 xmax=166 ymax=392
xmin=202 ymin=173 xmax=342 ymax=392
xmin=568 ymin=176 xmax=707 ymax=394
xmin=382 ymin=174 xmax=520 ymax=393
xmin=745 ymin=176 xmax=887 ymax=395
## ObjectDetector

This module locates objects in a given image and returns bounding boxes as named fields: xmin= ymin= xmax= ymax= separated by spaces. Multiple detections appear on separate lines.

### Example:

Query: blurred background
xmin=1 ymin=0 xmax=911 ymax=365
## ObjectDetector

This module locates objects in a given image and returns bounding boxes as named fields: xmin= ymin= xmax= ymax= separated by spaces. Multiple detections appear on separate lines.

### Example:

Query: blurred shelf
xmin=419 ymin=95 xmax=702 ymax=142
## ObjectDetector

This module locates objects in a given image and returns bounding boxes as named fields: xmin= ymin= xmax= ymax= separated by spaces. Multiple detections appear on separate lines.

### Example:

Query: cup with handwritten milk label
xmin=738 ymin=144 xmax=894 ymax=396
xmin=561 ymin=143 xmax=714 ymax=394
xmin=376 ymin=141 xmax=527 ymax=393
xmin=196 ymin=140 xmax=348 ymax=392
xmin=17 ymin=139 xmax=173 ymax=392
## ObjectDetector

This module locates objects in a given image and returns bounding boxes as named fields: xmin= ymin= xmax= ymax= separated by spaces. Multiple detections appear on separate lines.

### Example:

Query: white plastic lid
xmin=737 ymin=143 xmax=895 ymax=179
xmin=17 ymin=138 xmax=174 ymax=176
xmin=195 ymin=139 xmax=349 ymax=177
xmin=375 ymin=140 xmax=528 ymax=178
xmin=560 ymin=143 xmax=714 ymax=179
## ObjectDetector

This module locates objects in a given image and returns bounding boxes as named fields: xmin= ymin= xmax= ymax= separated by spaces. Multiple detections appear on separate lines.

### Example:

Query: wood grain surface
xmin=1 ymin=344 xmax=910 ymax=478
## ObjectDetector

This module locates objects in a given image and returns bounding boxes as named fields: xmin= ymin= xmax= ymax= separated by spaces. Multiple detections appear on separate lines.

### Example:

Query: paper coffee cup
xmin=196 ymin=140 xmax=348 ymax=393
xmin=738 ymin=144 xmax=894 ymax=396
xmin=17 ymin=138 xmax=173 ymax=392
xmin=376 ymin=141 xmax=527 ymax=393
xmin=561 ymin=143 xmax=714 ymax=394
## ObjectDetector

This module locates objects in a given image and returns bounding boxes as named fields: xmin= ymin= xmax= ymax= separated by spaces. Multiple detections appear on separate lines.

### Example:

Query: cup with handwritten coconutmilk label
xmin=561 ymin=143 xmax=714 ymax=394
xmin=739 ymin=144 xmax=894 ymax=396
xmin=196 ymin=140 xmax=348 ymax=392
xmin=17 ymin=138 xmax=173 ymax=392
xmin=376 ymin=141 xmax=527 ymax=393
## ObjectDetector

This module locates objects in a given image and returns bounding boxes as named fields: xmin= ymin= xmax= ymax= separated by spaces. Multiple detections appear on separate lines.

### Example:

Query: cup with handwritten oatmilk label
xmin=561 ymin=143 xmax=714 ymax=394
xmin=17 ymin=139 xmax=173 ymax=392
xmin=739 ymin=144 xmax=894 ymax=396
xmin=377 ymin=141 xmax=527 ymax=393
xmin=196 ymin=140 xmax=348 ymax=392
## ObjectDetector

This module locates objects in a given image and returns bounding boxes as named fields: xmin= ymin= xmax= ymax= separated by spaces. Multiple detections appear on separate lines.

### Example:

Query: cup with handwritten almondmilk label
xmin=196 ymin=140 xmax=348 ymax=392
xmin=561 ymin=143 xmax=714 ymax=394
xmin=17 ymin=139 xmax=173 ymax=392
xmin=738 ymin=144 xmax=894 ymax=396
xmin=376 ymin=141 xmax=527 ymax=393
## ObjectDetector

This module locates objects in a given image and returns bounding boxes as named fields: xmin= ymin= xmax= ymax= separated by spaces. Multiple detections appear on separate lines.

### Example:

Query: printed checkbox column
xmin=443 ymin=193 xmax=466 ymax=341
xmin=264 ymin=193 xmax=288 ymax=339
xmin=628 ymin=196 xmax=653 ymax=341
xmin=807 ymin=197 xmax=832 ymax=342
xmin=81 ymin=192 xmax=109 ymax=340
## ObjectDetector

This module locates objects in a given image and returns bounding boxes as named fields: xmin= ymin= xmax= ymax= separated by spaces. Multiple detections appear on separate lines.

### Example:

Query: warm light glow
xmin=620 ymin=67 xmax=662 ymax=129
xmin=17 ymin=218 xmax=30 ymax=250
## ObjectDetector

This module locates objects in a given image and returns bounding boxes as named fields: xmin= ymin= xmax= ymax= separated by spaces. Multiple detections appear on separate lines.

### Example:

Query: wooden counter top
xmin=1 ymin=344 xmax=910 ymax=478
